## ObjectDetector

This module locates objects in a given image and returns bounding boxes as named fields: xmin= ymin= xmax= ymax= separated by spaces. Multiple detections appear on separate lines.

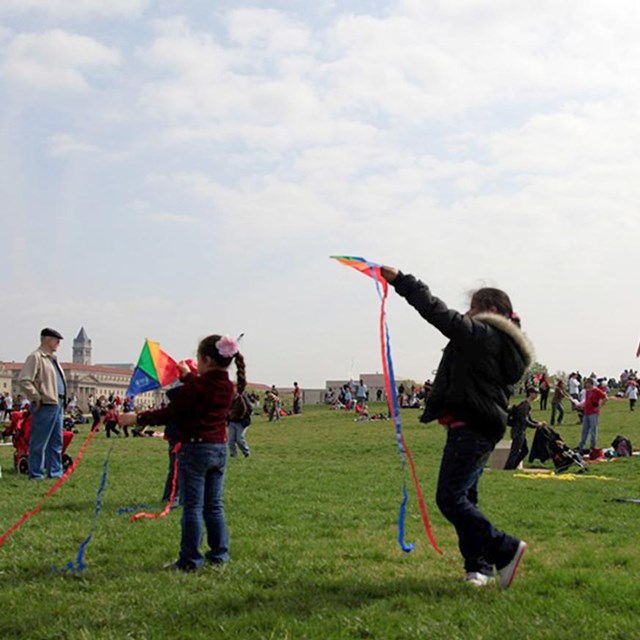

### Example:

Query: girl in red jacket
xmin=120 ymin=334 xmax=246 ymax=571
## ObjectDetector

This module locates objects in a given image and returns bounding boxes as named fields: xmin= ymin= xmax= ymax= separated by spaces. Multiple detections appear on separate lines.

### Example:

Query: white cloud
xmin=0 ymin=0 xmax=149 ymax=18
xmin=147 ymin=211 xmax=198 ymax=225
xmin=2 ymin=29 xmax=121 ymax=90
xmin=226 ymin=8 xmax=310 ymax=52
xmin=48 ymin=133 xmax=99 ymax=156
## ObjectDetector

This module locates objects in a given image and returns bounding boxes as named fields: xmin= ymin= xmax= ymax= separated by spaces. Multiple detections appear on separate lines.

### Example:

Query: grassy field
xmin=0 ymin=397 xmax=639 ymax=640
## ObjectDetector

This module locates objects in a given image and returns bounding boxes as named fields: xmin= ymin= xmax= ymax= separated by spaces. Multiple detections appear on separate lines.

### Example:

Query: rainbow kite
xmin=332 ymin=256 xmax=441 ymax=555
xmin=126 ymin=339 xmax=181 ymax=397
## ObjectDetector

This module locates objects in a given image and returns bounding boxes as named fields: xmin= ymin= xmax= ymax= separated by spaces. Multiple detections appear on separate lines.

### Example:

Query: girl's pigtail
xmin=234 ymin=352 xmax=247 ymax=394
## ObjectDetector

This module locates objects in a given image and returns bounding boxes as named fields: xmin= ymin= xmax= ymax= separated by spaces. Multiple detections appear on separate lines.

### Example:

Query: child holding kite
xmin=119 ymin=334 xmax=245 ymax=572
xmin=381 ymin=267 xmax=534 ymax=589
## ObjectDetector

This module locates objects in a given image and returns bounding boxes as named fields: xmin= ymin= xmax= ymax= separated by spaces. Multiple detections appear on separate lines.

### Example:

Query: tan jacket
xmin=18 ymin=346 xmax=66 ymax=405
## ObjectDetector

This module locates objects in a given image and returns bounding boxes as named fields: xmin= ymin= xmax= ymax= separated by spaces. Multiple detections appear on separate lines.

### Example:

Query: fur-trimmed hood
xmin=474 ymin=312 xmax=535 ymax=382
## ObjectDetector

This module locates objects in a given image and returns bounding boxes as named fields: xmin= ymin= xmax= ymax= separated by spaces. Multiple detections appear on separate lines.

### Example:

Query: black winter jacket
xmin=392 ymin=273 xmax=534 ymax=443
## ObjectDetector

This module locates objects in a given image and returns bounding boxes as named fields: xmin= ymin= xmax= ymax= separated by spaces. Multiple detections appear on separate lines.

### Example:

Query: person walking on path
xmin=381 ymin=267 xmax=534 ymax=590
xmin=18 ymin=328 xmax=66 ymax=479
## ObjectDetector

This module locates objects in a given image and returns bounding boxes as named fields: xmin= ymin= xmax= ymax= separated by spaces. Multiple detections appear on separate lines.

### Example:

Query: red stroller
xmin=9 ymin=409 xmax=74 ymax=474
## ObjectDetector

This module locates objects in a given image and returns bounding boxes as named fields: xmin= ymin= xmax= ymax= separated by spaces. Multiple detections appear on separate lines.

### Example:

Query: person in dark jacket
xmin=504 ymin=388 xmax=545 ymax=470
xmin=381 ymin=267 xmax=534 ymax=589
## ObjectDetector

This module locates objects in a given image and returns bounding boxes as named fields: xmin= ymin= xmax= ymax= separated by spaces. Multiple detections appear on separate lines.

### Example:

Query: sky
xmin=1 ymin=0 xmax=639 ymax=387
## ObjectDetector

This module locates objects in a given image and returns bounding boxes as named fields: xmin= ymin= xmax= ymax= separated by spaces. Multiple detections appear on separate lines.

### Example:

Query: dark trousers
xmin=105 ymin=421 xmax=119 ymax=438
xmin=539 ymin=391 xmax=549 ymax=411
xmin=436 ymin=427 xmax=520 ymax=575
xmin=550 ymin=401 xmax=564 ymax=426
xmin=504 ymin=425 xmax=528 ymax=470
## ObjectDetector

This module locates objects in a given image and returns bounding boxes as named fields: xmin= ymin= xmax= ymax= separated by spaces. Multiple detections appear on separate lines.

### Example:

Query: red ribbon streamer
xmin=0 ymin=420 xmax=104 ymax=549
xmin=130 ymin=442 xmax=182 ymax=522
xmin=378 ymin=274 xmax=442 ymax=555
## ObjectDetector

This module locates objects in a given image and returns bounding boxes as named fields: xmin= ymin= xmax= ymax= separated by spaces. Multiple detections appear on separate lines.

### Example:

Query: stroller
xmin=9 ymin=409 xmax=75 ymax=474
xmin=529 ymin=425 xmax=588 ymax=473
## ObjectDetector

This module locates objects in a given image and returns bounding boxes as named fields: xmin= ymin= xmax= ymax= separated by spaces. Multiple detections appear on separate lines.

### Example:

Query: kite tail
xmin=375 ymin=268 xmax=441 ymax=555
xmin=130 ymin=442 xmax=182 ymax=522
xmin=0 ymin=419 xmax=104 ymax=550
xmin=65 ymin=438 xmax=115 ymax=572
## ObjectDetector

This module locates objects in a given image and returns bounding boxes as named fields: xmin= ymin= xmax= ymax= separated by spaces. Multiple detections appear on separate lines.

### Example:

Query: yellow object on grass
xmin=513 ymin=473 xmax=611 ymax=481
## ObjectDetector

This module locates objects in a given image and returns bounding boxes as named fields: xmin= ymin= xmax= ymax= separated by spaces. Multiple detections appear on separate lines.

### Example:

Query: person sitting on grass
xmin=504 ymin=388 xmax=546 ymax=470
xmin=354 ymin=401 xmax=369 ymax=422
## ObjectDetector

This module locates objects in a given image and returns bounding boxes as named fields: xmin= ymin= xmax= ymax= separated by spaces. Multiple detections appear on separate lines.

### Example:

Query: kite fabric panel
xmin=126 ymin=339 xmax=181 ymax=398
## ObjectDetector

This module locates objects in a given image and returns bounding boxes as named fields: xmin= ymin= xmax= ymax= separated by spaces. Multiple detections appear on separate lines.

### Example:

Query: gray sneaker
xmin=497 ymin=541 xmax=527 ymax=589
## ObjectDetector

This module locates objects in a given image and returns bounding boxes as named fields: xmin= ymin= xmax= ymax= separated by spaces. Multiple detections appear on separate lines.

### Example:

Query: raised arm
xmin=383 ymin=269 xmax=485 ymax=343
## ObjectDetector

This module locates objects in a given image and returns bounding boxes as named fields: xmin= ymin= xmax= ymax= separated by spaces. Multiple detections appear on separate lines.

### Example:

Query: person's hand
xmin=380 ymin=266 xmax=399 ymax=283
xmin=177 ymin=361 xmax=191 ymax=377
xmin=118 ymin=412 xmax=137 ymax=427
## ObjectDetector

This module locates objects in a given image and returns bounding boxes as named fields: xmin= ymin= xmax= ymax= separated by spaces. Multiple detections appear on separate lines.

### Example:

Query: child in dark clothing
xmin=382 ymin=266 xmax=534 ymax=590
xmin=504 ymin=388 xmax=545 ymax=470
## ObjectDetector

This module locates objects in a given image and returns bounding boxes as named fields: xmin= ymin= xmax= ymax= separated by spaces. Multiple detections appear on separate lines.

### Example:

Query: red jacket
xmin=137 ymin=370 xmax=234 ymax=444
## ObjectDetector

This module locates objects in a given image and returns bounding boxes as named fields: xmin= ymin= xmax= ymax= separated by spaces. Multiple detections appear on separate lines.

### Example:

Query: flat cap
xmin=40 ymin=327 xmax=63 ymax=339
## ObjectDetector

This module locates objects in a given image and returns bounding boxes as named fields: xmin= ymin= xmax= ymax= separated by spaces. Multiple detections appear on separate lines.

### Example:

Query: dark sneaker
xmin=498 ymin=541 xmax=527 ymax=589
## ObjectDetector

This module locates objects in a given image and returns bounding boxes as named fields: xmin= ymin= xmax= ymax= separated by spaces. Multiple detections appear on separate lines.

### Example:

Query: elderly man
xmin=18 ymin=328 xmax=66 ymax=479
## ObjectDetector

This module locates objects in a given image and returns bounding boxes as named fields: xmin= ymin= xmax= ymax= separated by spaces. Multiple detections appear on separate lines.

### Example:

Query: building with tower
xmin=73 ymin=327 xmax=92 ymax=365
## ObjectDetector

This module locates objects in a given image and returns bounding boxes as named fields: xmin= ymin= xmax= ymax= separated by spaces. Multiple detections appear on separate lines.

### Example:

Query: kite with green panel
xmin=126 ymin=339 xmax=181 ymax=397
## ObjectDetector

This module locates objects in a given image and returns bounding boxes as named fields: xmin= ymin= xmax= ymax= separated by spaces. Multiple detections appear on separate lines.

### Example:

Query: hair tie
xmin=216 ymin=335 xmax=240 ymax=358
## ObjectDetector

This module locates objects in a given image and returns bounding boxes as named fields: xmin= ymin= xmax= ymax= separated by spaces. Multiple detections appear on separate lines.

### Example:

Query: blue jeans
xmin=578 ymin=414 xmax=599 ymax=450
xmin=550 ymin=401 xmax=564 ymax=426
xmin=228 ymin=422 xmax=250 ymax=457
xmin=178 ymin=443 xmax=229 ymax=570
xmin=436 ymin=427 xmax=520 ymax=575
xmin=28 ymin=402 xmax=63 ymax=479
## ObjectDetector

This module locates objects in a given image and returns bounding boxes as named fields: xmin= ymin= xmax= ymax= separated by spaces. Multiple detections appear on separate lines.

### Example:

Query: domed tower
xmin=73 ymin=327 xmax=92 ymax=365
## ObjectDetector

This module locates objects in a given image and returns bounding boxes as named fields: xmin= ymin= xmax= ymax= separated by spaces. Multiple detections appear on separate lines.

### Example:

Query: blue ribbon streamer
xmin=64 ymin=439 xmax=115 ymax=572
xmin=366 ymin=262 xmax=414 ymax=553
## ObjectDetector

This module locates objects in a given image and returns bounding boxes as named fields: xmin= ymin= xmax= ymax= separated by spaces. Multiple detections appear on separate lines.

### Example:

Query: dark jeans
xmin=504 ymin=425 xmax=528 ymax=470
xmin=436 ymin=427 xmax=520 ymax=575
xmin=550 ymin=401 xmax=564 ymax=425
xmin=178 ymin=443 xmax=229 ymax=570
xmin=539 ymin=391 xmax=549 ymax=411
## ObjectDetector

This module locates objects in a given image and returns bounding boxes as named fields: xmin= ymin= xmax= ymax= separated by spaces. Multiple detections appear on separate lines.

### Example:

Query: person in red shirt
xmin=573 ymin=378 xmax=608 ymax=452
xmin=119 ymin=334 xmax=246 ymax=571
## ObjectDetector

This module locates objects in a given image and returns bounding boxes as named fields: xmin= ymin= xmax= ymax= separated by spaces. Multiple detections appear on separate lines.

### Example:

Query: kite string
xmin=0 ymin=419 xmax=104 ymax=550
xmin=130 ymin=442 xmax=182 ymax=522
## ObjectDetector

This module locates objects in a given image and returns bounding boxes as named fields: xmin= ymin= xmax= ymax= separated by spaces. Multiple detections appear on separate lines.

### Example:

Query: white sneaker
xmin=464 ymin=572 xmax=494 ymax=587
xmin=497 ymin=540 xmax=527 ymax=589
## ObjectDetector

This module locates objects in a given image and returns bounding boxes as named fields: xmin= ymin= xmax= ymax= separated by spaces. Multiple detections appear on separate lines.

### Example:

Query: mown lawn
xmin=0 ymin=398 xmax=638 ymax=639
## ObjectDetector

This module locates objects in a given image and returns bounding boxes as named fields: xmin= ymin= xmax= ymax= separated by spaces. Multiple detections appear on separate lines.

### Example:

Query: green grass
xmin=0 ymin=398 xmax=639 ymax=639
